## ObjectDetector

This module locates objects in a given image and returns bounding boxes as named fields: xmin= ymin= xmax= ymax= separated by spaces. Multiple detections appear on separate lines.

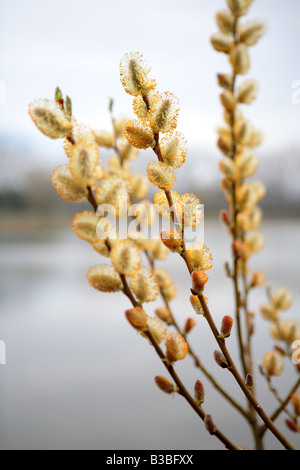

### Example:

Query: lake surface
xmin=0 ymin=217 xmax=299 ymax=450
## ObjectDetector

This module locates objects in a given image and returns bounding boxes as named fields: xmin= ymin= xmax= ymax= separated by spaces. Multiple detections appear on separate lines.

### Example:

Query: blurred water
xmin=0 ymin=217 xmax=299 ymax=450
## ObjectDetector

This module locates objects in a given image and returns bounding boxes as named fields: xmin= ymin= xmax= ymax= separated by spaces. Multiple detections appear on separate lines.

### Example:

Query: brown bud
xmin=155 ymin=376 xmax=177 ymax=395
xmin=204 ymin=414 xmax=216 ymax=435
xmin=214 ymin=350 xmax=229 ymax=369
xmin=185 ymin=318 xmax=197 ymax=335
xmin=220 ymin=315 xmax=234 ymax=339
xmin=155 ymin=307 xmax=173 ymax=325
xmin=246 ymin=373 xmax=254 ymax=389
xmin=220 ymin=209 xmax=231 ymax=226
xmin=194 ymin=380 xmax=205 ymax=405
xmin=250 ymin=271 xmax=266 ymax=288
xmin=285 ymin=419 xmax=299 ymax=433
xmin=217 ymin=136 xmax=232 ymax=156
xmin=248 ymin=312 xmax=255 ymax=336
xmin=125 ymin=307 xmax=148 ymax=330
xmin=220 ymin=90 xmax=238 ymax=113
xmin=191 ymin=271 xmax=209 ymax=294
xmin=217 ymin=73 xmax=234 ymax=90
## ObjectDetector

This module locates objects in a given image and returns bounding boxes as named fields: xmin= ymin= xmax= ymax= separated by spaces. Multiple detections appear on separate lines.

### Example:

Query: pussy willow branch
xmin=197 ymin=294 xmax=295 ymax=450
xmin=102 ymin=226 xmax=238 ymax=451
xmin=146 ymin=250 xmax=249 ymax=421
xmin=242 ymin=272 xmax=254 ymax=377
xmin=229 ymin=17 xmax=248 ymax=380
xmin=69 ymin=135 xmax=238 ymax=451
xmin=144 ymin=329 xmax=238 ymax=450
xmin=227 ymin=17 xmax=261 ymax=447
xmin=142 ymin=96 xmax=295 ymax=451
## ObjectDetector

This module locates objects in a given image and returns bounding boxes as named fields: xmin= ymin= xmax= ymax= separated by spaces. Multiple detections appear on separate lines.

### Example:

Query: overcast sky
xmin=0 ymin=0 xmax=300 ymax=159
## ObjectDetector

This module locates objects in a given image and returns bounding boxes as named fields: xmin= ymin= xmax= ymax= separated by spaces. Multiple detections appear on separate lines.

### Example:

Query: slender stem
xmin=142 ymin=92 xmax=295 ymax=450
xmin=87 ymin=186 xmax=98 ymax=212
xmin=229 ymin=19 xmax=248 ymax=380
xmin=86 ymin=187 xmax=238 ymax=451
xmin=197 ymin=294 xmax=295 ymax=451
xmin=109 ymin=98 xmax=124 ymax=168
xmin=228 ymin=17 xmax=261 ymax=448
xmin=145 ymin=329 xmax=239 ymax=451
xmin=151 ymin=255 xmax=249 ymax=422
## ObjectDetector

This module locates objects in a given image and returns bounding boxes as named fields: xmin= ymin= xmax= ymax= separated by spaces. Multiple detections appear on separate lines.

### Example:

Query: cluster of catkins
xmin=28 ymin=52 xmax=214 ymax=368
xmin=211 ymin=0 xmax=267 ymax=269
xmin=212 ymin=0 xmax=300 ymax=400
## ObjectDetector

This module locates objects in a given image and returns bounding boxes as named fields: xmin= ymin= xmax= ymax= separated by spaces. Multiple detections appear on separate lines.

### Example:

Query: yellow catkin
xmin=147 ymin=161 xmax=177 ymax=190
xmin=216 ymin=10 xmax=235 ymax=34
xmin=95 ymin=130 xmax=115 ymax=148
xmin=263 ymin=351 xmax=284 ymax=377
xmin=118 ymin=138 xmax=140 ymax=161
xmin=281 ymin=321 xmax=300 ymax=344
xmin=271 ymin=287 xmax=293 ymax=311
xmin=238 ymin=79 xmax=258 ymax=104
xmin=130 ymin=173 xmax=149 ymax=200
xmin=130 ymin=267 xmax=160 ymax=303
xmin=96 ymin=175 xmax=131 ymax=216
xmin=142 ymin=317 xmax=167 ymax=345
xmin=154 ymin=268 xmax=177 ymax=302
xmin=134 ymin=200 xmax=156 ymax=226
xmin=218 ymin=73 xmax=234 ymax=90
xmin=260 ymin=303 xmax=278 ymax=323
xmin=165 ymin=333 xmax=189 ymax=362
xmin=178 ymin=194 xmax=203 ymax=227
xmin=132 ymin=94 xmax=149 ymax=123
xmin=227 ymin=0 xmax=253 ymax=17
xmin=148 ymin=238 xmax=169 ymax=261
xmin=239 ymin=20 xmax=267 ymax=47
xmin=211 ymin=33 xmax=233 ymax=53
xmin=123 ymin=119 xmax=155 ymax=150
xmin=63 ymin=120 xmax=96 ymax=158
xmin=51 ymin=165 xmax=88 ymax=202
xmin=160 ymin=132 xmax=187 ymax=169
xmin=236 ymin=150 xmax=259 ymax=178
xmin=69 ymin=139 xmax=100 ymax=187
xmin=219 ymin=157 xmax=240 ymax=181
xmin=72 ymin=211 xmax=99 ymax=244
xmin=110 ymin=240 xmax=142 ymax=276
xmin=29 ymin=99 xmax=73 ymax=139
xmin=245 ymin=230 xmax=265 ymax=253
xmin=230 ymin=43 xmax=250 ymax=75
xmin=220 ymin=90 xmax=238 ymax=112
xmin=188 ymin=243 xmax=213 ymax=271
xmin=87 ymin=265 xmax=123 ymax=293
xmin=120 ymin=51 xmax=156 ymax=96
xmin=147 ymin=92 xmax=179 ymax=134
xmin=160 ymin=230 xmax=183 ymax=253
